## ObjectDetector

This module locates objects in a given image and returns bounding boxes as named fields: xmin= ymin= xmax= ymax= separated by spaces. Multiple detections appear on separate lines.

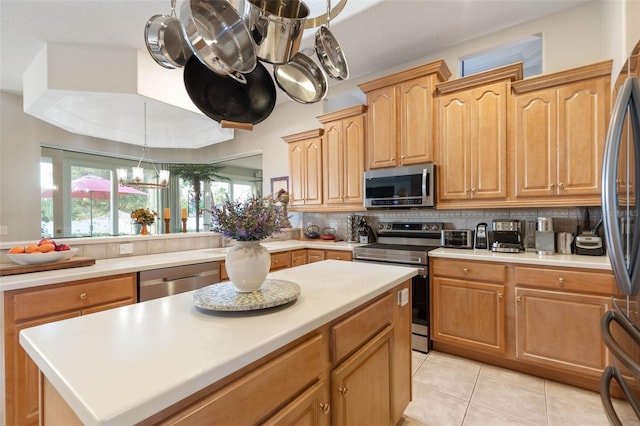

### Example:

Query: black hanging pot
xmin=183 ymin=55 xmax=276 ymax=127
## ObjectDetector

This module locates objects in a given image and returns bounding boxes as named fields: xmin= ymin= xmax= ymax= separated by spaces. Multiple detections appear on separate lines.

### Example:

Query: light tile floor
xmin=401 ymin=350 xmax=640 ymax=426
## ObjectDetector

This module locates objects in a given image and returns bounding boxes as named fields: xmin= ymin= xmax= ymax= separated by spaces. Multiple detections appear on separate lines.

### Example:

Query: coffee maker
xmin=490 ymin=219 xmax=523 ymax=253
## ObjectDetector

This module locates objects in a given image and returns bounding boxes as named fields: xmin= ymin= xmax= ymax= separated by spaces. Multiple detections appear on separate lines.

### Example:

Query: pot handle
xmin=221 ymin=120 xmax=254 ymax=131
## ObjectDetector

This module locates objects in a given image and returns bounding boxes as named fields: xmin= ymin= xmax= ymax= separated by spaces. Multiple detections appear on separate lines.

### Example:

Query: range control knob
xmin=430 ymin=224 xmax=440 ymax=231
xmin=378 ymin=223 xmax=385 ymax=230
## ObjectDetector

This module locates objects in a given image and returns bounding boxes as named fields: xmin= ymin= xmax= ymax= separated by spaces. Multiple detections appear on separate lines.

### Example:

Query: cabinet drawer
xmin=431 ymin=258 xmax=506 ymax=282
xmin=165 ymin=333 xmax=325 ymax=426
xmin=515 ymin=266 xmax=616 ymax=295
xmin=307 ymin=249 xmax=325 ymax=264
xmin=270 ymin=251 xmax=291 ymax=271
xmin=325 ymin=250 xmax=352 ymax=262
xmin=331 ymin=293 xmax=393 ymax=363
xmin=11 ymin=274 xmax=136 ymax=322
xmin=291 ymin=249 xmax=307 ymax=267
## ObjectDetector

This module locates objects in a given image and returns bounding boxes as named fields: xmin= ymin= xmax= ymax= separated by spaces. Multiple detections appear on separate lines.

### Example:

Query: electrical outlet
xmin=119 ymin=243 xmax=133 ymax=255
xmin=0 ymin=226 xmax=7 ymax=235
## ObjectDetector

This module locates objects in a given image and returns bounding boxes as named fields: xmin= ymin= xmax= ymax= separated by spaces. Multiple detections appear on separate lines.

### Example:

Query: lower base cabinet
xmin=4 ymin=274 xmax=137 ymax=426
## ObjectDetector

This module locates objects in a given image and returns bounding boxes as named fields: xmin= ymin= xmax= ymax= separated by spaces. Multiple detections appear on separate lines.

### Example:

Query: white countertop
xmin=429 ymin=247 xmax=612 ymax=270
xmin=0 ymin=240 xmax=362 ymax=291
xmin=19 ymin=260 xmax=417 ymax=426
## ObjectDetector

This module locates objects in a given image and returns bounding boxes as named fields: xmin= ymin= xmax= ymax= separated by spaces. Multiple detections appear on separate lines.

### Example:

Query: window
xmin=460 ymin=34 xmax=542 ymax=78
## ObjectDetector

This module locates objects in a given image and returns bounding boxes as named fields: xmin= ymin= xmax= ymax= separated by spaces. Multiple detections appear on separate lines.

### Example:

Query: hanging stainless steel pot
xmin=144 ymin=0 xmax=191 ymax=68
xmin=183 ymin=55 xmax=275 ymax=125
xmin=314 ymin=0 xmax=349 ymax=80
xmin=244 ymin=0 xmax=309 ymax=64
xmin=273 ymin=52 xmax=328 ymax=104
xmin=180 ymin=0 xmax=256 ymax=82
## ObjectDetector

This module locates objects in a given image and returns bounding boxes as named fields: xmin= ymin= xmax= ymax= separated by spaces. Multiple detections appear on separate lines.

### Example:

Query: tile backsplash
xmin=295 ymin=206 xmax=602 ymax=241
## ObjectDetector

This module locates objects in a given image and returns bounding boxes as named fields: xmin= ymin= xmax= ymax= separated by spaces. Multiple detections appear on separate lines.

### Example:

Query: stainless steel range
xmin=353 ymin=221 xmax=443 ymax=353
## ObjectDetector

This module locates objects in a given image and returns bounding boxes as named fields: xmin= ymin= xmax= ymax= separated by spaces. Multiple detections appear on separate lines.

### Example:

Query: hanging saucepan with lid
xmin=314 ymin=0 xmax=349 ymax=80
xmin=144 ymin=0 xmax=192 ymax=68
xmin=183 ymin=55 xmax=276 ymax=127
xmin=244 ymin=0 xmax=310 ymax=64
xmin=273 ymin=52 xmax=328 ymax=104
xmin=180 ymin=0 xmax=256 ymax=82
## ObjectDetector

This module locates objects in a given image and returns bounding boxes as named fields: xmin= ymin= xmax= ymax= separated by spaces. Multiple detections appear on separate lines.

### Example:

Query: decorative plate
xmin=7 ymin=248 xmax=78 ymax=265
xmin=193 ymin=279 xmax=300 ymax=312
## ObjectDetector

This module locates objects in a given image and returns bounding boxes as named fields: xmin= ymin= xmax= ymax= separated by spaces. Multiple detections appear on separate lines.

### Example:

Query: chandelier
xmin=117 ymin=103 xmax=170 ymax=189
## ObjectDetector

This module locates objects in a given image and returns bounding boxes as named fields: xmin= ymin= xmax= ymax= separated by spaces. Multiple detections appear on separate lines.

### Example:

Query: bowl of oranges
xmin=7 ymin=239 xmax=77 ymax=265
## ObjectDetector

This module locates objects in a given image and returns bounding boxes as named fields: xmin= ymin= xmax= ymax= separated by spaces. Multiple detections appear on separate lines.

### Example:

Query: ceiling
xmin=0 ymin=0 xmax=591 ymax=148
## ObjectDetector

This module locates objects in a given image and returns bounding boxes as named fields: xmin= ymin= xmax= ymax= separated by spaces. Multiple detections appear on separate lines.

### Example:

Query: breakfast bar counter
xmin=19 ymin=260 xmax=417 ymax=425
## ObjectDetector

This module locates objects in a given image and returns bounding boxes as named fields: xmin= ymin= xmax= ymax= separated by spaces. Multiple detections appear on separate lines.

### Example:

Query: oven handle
xmin=353 ymin=254 xmax=425 ymax=265
xmin=353 ymin=259 xmax=427 ymax=277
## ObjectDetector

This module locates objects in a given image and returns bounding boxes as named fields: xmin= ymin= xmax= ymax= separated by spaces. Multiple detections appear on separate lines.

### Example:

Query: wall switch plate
xmin=398 ymin=288 xmax=409 ymax=306
xmin=119 ymin=243 xmax=133 ymax=255
xmin=0 ymin=226 xmax=7 ymax=235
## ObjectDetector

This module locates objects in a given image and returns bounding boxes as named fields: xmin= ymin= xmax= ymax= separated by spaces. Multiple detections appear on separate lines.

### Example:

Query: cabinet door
xmin=342 ymin=114 xmax=365 ymax=204
xmin=323 ymin=121 xmax=345 ymax=205
xmin=556 ymin=78 xmax=607 ymax=197
xmin=9 ymin=312 xmax=80 ymax=426
xmin=291 ymin=249 xmax=307 ymax=267
xmin=289 ymin=142 xmax=306 ymax=206
xmin=307 ymin=249 xmax=326 ymax=264
xmin=264 ymin=380 xmax=330 ymax=426
xmin=438 ymin=91 xmax=471 ymax=201
xmin=304 ymin=138 xmax=324 ymax=205
xmin=431 ymin=277 xmax=506 ymax=354
xmin=513 ymin=89 xmax=557 ymax=199
xmin=515 ymin=288 xmax=610 ymax=376
xmin=366 ymin=86 xmax=397 ymax=169
xmin=332 ymin=325 xmax=394 ymax=426
xmin=470 ymin=82 xmax=507 ymax=200
xmin=398 ymin=75 xmax=434 ymax=165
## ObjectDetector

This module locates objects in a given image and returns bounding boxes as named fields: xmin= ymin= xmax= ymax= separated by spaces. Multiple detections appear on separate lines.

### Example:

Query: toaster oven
xmin=441 ymin=230 xmax=474 ymax=249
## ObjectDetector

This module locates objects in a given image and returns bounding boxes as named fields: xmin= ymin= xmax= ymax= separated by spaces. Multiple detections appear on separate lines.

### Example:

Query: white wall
xmin=0 ymin=0 xmax=634 ymax=242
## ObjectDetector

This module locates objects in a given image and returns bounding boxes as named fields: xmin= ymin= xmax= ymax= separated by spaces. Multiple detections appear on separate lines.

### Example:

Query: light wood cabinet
xmin=307 ymin=249 xmax=352 ymax=264
xmin=291 ymin=249 xmax=307 ymax=267
xmin=4 ymin=274 xmax=137 ymax=426
xmin=435 ymin=64 xmax=522 ymax=207
xmin=317 ymin=106 xmax=366 ymax=210
xmin=358 ymin=60 xmax=451 ymax=170
xmin=307 ymin=249 xmax=325 ymax=264
xmin=283 ymin=129 xmax=324 ymax=208
xmin=264 ymin=380 xmax=330 ymax=426
xmin=270 ymin=251 xmax=291 ymax=271
xmin=431 ymin=258 xmax=507 ymax=354
xmin=511 ymin=60 xmax=612 ymax=206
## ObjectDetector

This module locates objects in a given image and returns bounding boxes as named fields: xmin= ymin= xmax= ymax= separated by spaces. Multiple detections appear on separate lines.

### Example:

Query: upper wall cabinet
xmin=283 ymin=129 xmax=324 ymax=209
xmin=317 ymin=105 xmax=367 ymax=210
xmin=510 ymin=60 xmax=612 ymax=206
xmin=435 ymin=63 xmax=523 ymax=208
xmin=358 ymin=60 xmax=451 ymax=170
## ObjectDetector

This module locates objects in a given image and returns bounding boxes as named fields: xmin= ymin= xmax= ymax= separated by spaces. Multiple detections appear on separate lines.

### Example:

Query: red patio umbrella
xmin=41 ymin=174 xmax=147 ymax=198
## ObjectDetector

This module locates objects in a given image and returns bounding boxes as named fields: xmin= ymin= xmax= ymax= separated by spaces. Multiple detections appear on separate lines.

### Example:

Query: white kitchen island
xmin=20 ymin=260 xmax=417 ymax=425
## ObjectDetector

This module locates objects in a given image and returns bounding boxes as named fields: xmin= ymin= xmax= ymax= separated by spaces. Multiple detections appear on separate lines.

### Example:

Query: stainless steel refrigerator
xmin=600 ymin=46 xmax=640 ymax=424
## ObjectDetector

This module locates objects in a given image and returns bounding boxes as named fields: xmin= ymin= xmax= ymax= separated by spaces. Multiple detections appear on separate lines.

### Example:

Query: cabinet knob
xmin=550 ymin=183 xmax=555 ymax=188
xmin=463 ymin=268 xmax=470 ymax=274
xmin=338 ymin=387 xmax=348 ymax=397
xmin=274 ymin=259 xmax=279 ymax=264
xmin=320 ymin=402 xmax=331 ymax=414
xmin=336 ymin=256 xmax=341 ymax=260
xmin=558 ymin=277 xmax=565 ymax=285
xmin=471 ymin=188 xmax=476 ymax=193
xmin=498 ymin=293 xmax=503 ymax=300
xmin=80 ymin=293 xmax=87 ymax=300
xmin=516 ymin=296 xmax=522 ymax=302
xmin=558 ymin=183 xmax=565 ymax=189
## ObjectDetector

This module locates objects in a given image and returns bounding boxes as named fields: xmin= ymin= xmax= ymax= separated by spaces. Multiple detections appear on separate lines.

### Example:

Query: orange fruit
xmin=37 ymin=243 xmax=55 ymax=253
xmin=25 ymin=244 xmax=39 ymax=253
xmin=8 ymin=246 xmax=25 ymax=254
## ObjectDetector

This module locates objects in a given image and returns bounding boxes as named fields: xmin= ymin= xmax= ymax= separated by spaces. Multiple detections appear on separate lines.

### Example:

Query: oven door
xmin=353 ymin=259 xmax=430 ymax=353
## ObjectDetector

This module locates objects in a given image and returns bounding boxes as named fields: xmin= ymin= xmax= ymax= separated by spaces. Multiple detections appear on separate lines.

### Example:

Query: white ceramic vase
xmin=225 ymin=240 xmax=270 ymax=292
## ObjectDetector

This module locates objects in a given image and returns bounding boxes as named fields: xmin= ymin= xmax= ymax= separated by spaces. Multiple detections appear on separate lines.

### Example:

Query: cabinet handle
xmin=320 ymin=402 xmax=331 ymax=414
xmin=550 ymin=183 xmax=555 ymax=189
xmin=471 ymin=188 xmax=476 ymax=193
xmin=516 ymin=296 xmax=521 ymax=302
xmin=463 ymin=268 xmax=470 ymax=274
xmin=80 ymin=293 xmax=87 ymax=300
xmin=338 ymin=387 xmax=348 ymax=397
xmin=558 ymin=183 xmax=565 ymax=189
xmin=498 ymin=293 xmax=503 ymax=300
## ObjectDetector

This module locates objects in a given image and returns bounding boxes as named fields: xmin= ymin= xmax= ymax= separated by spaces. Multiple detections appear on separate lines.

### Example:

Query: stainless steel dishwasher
xmin=138 ymin=262 xmax=220 ymax=302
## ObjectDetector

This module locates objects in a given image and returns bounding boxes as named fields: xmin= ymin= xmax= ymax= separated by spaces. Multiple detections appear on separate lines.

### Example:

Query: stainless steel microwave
xmin=364 ymin=163 xmax=435 ymax=208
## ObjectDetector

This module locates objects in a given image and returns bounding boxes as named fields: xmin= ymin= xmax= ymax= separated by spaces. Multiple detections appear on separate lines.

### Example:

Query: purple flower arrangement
xmin=210 ymin=196 xmax=283 ymax=241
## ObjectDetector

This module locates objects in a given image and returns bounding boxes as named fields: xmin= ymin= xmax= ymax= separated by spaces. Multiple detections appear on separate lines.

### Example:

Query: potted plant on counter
xmin=210 ymin=196 xmax=283 ymax=292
